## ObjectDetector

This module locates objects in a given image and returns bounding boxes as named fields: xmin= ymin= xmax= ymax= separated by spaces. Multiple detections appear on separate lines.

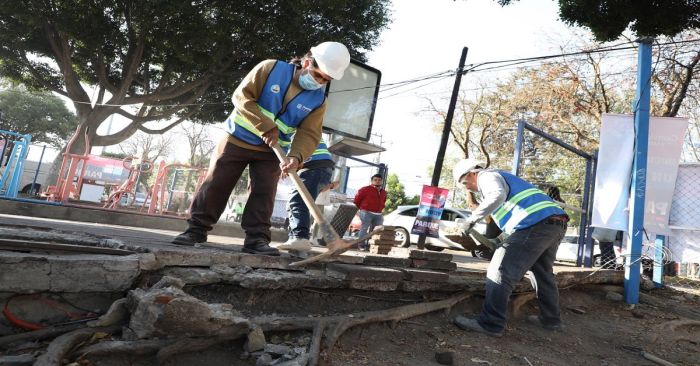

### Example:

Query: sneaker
xmin=526 ymin=315 xmax=563 ymax=331
xmin=172 ymin=231 xmax=207 ymax=246
xmin=275 ymin=238 xmax=312 ymax=252
xmin=453 ymin=316 xmax=503 ymax=337
xmin=242 ymin=241 xmax=280 ymax=256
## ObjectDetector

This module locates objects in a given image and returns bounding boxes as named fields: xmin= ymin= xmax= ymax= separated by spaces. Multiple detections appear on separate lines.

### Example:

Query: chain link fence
xmin=665 ymin=163 xmax=700 ymax=294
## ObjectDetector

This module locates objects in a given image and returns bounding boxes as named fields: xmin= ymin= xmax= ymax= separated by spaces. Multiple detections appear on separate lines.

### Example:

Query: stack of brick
xmin=409 ymin=250 xmax=457 ymax=272
xmin=368 ymin=226 xmax=401 ymax=255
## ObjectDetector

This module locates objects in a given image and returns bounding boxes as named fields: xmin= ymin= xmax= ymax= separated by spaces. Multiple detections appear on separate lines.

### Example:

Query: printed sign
xmin=411 ymin=185 xmax=449 ymax=238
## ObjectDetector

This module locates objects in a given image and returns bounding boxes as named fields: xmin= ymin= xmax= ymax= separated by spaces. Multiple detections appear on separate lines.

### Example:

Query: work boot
xmin=172 ymin=231 xmax=207 ymax=246
xmin=242 ymin=241 xmax=280 ymax=256
xmin=526 ymin=315 xmax=563 ymax=331
xmin=453 ymin=316 xmax=503 ymax=337
xmin=275 ymin=238 xmax=312 ymax=252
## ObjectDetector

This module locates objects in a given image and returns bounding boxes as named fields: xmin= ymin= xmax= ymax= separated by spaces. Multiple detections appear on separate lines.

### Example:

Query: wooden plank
xmin=0 ymin=238 xmax=135 ymax=256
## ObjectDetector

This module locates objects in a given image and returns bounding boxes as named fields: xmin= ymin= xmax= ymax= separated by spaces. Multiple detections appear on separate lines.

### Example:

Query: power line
xmin=25 ymin=37 xmax=700 ymax=108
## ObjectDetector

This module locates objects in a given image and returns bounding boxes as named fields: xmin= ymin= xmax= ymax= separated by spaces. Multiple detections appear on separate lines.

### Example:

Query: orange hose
xmin=2 ymin=302 xmax=44 ymax=330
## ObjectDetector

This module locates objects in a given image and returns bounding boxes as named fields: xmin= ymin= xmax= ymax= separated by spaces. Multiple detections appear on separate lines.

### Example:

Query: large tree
xmin=431 ymin=31 xmax=700 ymax=210
xmin=495 ymin=0 xmax=700 ymax=41
xmin=0 ymin=85 xmax=77 ymax=147
xmin=0 ymin=0 xmax=391 ymax=152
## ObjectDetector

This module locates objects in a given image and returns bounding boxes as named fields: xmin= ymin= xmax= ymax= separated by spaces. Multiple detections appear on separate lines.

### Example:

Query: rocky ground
xmin=4 ymin=280 xmax=697 ymax=366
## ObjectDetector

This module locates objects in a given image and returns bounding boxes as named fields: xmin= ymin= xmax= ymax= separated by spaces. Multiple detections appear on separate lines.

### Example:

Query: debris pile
xmin=368 ymin=226 xmax=400 ymax=254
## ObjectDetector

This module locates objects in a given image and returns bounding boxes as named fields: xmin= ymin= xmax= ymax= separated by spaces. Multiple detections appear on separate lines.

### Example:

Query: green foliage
xmin=384 ymin=173 xmax=411 ymax=214
xmin=0 ymin=86 xmax=77 ymax=147
xmin=496 ymin=0 xmax=700 ymax=41
xmin=0 ymin=0 xmax=392 ymax=145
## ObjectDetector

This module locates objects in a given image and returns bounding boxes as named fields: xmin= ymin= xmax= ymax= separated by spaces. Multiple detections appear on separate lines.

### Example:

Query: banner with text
xmin=411 ymin=185 xmax=449 ymax=238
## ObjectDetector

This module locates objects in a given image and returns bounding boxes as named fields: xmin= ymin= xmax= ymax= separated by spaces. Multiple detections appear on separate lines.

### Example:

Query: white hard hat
xmin=453 ymin=158 xmax=486 ymax=185
xmin=310 ymin=42 xmax=351 ymax=80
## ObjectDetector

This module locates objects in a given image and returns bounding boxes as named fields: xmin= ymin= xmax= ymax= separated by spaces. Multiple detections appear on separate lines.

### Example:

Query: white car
xmin=382 ymin=205 xmax=501 ymax=254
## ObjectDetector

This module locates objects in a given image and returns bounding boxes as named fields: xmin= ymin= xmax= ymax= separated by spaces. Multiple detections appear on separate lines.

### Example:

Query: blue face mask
xmin=299 ymin=68 xmax=324 ymax=90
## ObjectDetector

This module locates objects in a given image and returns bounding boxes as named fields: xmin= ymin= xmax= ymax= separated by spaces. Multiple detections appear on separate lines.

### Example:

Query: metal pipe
xmin=30 ymin=145 xmax=47 ymax=195
xmin=625 ymin=38 xmax=654 ymax=305
xmin=512 ymin=120 xmax=525 ymax=175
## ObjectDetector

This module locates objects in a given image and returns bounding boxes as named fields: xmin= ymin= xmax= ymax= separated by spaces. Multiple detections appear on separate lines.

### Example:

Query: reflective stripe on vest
xmin=227 ymin=61 xmax=325 ymax=146
xmin=493 ymin=171 xmax=566 ymax=233
xmin=306 ymin=139 xmax=332 ymax=162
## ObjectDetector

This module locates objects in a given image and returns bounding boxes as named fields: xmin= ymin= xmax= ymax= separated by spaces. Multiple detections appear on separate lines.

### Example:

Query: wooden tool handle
xmin=270 ymin=144 xmax=340 ymax=242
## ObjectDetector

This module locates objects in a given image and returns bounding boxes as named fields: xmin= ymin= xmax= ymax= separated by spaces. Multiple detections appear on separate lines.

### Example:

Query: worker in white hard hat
xmin=172 ymin=42 xmax=351 ymax=255
xmin=451 ymin=158 xmax=569 ymax=337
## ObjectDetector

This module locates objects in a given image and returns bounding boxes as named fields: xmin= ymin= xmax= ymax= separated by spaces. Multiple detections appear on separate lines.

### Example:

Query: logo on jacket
xmin=270 ymin=84 xmax=280 ymax=93
xmin=296 ymin=103 xmax=312 ymax=113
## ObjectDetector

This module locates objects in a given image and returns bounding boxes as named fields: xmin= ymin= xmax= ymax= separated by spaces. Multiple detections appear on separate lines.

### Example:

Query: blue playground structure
xmin=0 ymin=130 xmax=32 ymax=199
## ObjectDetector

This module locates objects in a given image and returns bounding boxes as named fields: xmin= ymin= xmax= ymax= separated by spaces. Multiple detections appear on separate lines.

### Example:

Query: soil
xmin=327 ymin=286 xmax=700 ymax=366
xmin=182 ymin=284 xmax=699 ymax=366
xmin=11 ymin=284 xmax=699 ymax=366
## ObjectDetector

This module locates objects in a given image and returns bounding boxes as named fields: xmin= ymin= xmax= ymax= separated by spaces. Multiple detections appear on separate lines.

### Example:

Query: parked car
xmin=382 ymin=205 xmax=502 ymax=254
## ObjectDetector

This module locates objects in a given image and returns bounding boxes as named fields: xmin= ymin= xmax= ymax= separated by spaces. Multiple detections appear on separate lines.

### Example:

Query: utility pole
xmin=417 ymin=46 xmax=469 ymax=249
xmin=625 ymin=38 xmax=653 ymax=304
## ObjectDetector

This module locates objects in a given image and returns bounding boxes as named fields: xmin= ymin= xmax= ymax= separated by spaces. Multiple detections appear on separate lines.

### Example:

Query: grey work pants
xmin=477 ymin=219 xmax=567 ymax=333
xmin=187 ymin=136 xmax=280 ymax=245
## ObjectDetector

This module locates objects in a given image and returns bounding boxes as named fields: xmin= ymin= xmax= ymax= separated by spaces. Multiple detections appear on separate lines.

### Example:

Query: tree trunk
xmin=43 ymin=122 xmax=96 ymax=195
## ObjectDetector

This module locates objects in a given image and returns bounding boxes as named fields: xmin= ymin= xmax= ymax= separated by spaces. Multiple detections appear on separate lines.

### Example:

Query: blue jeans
xmin=287 ymin=167 xmax=333 ymax=239
xmin=477 ymin=219 xmax=567 ymax=333
xmin=359 ymin=210 xmax=384 ymax=246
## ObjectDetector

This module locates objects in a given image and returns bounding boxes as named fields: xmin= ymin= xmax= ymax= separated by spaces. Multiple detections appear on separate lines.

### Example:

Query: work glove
xmin=460 ymin=220 xmax=476 ymax=238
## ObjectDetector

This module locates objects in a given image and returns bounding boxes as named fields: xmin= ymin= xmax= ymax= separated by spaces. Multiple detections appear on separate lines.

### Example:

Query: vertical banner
xmin=592 ymin=113 xmax=688 ymax=234
xmin=411 ymin=185 xmax=449 ymax=238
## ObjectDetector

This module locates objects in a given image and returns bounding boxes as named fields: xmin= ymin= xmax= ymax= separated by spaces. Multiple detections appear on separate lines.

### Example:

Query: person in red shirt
xmin=353 ymin=173 xmax=388 ymax=250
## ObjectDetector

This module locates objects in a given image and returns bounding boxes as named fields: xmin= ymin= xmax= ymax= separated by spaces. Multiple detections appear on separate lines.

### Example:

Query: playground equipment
xmin=103 ymin=156 xmax=154 ymax=209
xmin=47 ymin=127 xmax=91 ymax=203
xmin=145 ymin=161 xmax=206 ymax=215
xmin=0 ymin=130 xmax=32 ymax=198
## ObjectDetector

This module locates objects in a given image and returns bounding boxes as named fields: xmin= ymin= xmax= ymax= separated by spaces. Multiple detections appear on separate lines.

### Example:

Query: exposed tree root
xmin=66 ymin=293 xmax=471 ymax=365
xmin=322 ymin=293 xmax=471 ymax=354
xmin=308 ymin=320 xmax=326 ymax=366
xmin=34 ymin=325 xmax=120 ymax=366
xmin=156 ymin=336 xmax=230 ymax=364
xmin=0 ymin=321 xmax=88 ymax=348
xmin=78 ymin=339 xmax=168 ymax=358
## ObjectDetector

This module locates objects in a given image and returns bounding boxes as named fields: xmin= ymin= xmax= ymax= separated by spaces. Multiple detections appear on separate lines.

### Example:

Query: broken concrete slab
xmin=362 ymin=255 xmax=412 ymax=268
xmin=400 ymin=281 xmax=446 ymax=292
xmin=409 ymin=250 xmax=453 ymax=262
xmin=348 ymin=280 xmax=400 ymax=291
xmin=152 ymin=247 xmax=221 ymax=267
xmin=138 ymin=252 xmax=161 ymax=271
xmin=127 ymin=282 xmax=250 ymax=339
xmin=326 ymin=263 xmax=404 ymax=282
xmin=401 ymin=268 xmax=450 ymax=282
xmin=0 ymin=252 xmax=140 ymax=292
xmin=411 ymin=259 xmax=457 ymax=272
xmin=239 ymin=253 xmax=303 ymax=271
xmin=161 ymin=267 xmax=224 ymax=285
xmin=234 ymin=269 xmax=343 ymax=290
